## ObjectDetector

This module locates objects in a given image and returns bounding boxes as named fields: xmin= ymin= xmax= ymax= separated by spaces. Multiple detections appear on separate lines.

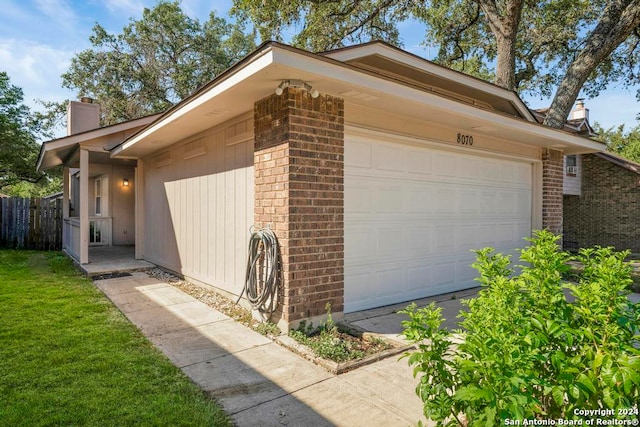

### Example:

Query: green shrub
xmin=289 ymin=304 xmax=368 ymax=362
xmin=401 ymin=230 xmax=640 ymax=426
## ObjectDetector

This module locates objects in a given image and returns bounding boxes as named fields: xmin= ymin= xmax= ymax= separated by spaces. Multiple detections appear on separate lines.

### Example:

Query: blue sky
xmin=1 ymin=0 xmax=638 ymax=138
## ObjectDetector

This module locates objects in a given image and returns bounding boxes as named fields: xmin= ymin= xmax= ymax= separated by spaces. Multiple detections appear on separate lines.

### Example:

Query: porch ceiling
xmin=64 ymin=150 xmax=138 ymax=170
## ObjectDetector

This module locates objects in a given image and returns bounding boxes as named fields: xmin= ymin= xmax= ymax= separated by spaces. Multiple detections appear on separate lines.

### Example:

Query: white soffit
xmin=111 ymin=42 xmax=603 ymax=158
xmin=273 ymin=47 xmax=603 ymax=153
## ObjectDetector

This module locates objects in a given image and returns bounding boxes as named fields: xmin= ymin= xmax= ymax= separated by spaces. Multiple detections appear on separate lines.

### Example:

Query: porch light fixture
xmin=123 ymin=179 xmax=129 ymax=187
xmin=275 ymin=79 xmax=319 ymax=98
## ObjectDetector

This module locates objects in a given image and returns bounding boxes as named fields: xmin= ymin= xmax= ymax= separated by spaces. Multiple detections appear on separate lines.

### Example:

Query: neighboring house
xmin=43 ymin=191 xmax=63 ymax=201
xmin=540 ymin=100 xmax=640 ymax=256
xmin=563 ymin=152 xmax=640 ymax=255
xmin=37 ymin=41 xmax=603 ymax=331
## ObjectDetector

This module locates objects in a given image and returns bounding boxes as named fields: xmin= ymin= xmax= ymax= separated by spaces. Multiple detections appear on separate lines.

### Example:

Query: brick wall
xmin=254 ymin=87 xmax=345 ymax=329
xmin=542 ymin=148 xmax=564 ymax=237
xmin=563 ymin=154 xmax=640 ymax=254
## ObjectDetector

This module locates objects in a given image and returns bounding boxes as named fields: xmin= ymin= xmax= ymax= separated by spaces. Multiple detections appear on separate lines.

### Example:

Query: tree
xmin=61 ymin=0 xmax=255 ymax=125
xmin=231 ymin=0 xmax=640 ymax=129
xmin=0 ymin=72 xmax=44 ymax=190
xmin=596 ymin=122 xmax=640 ymax=162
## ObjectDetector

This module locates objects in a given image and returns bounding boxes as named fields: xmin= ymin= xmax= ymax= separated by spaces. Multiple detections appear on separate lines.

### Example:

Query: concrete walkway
xmin=94 ymin=272 xmax=428 ymax=427
xmin=94 ymin=272 xmax=640 ymax=426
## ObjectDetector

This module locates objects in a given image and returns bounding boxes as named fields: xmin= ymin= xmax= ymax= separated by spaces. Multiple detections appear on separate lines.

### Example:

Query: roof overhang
xmin=37 ymin=114 xmax=160 ymax=171
xmin=595 ymin=152 xmax=640 ymax=174
xmin=111 ymin=42 xmax=604 ymax=159
xmin=321 ymin=41 xmax=535 ymax=121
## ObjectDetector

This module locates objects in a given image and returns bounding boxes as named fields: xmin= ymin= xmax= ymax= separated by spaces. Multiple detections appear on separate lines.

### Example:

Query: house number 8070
xmin=457 ymin=133 xmax=473 ymax=145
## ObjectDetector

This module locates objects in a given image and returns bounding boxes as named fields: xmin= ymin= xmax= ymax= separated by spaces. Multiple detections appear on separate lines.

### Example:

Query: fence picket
xmin=0 ymin=197 xmax=63 ymax=250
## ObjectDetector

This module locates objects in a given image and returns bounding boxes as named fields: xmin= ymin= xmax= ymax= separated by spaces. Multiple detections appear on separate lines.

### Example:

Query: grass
xmin=0 ymin=250 xmax=231 ymax=427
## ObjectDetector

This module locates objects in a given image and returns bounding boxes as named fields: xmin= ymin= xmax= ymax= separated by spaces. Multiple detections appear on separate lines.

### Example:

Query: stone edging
xmin=274 ymin=324 xmax=415 ymax=375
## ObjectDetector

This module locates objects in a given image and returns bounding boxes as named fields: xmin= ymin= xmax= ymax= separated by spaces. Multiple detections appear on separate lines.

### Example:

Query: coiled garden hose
xmin=237 ymin=227 xmax=280 ymax=316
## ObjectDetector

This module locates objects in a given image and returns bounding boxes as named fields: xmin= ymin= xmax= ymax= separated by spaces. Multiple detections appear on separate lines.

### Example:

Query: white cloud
xmin=34 ymin=0 xmax=77 ymax=30
xmin=103 ymin=0 xmax=146 ymax=16
xmin=0 ymin=38 xmax=75 ymax=108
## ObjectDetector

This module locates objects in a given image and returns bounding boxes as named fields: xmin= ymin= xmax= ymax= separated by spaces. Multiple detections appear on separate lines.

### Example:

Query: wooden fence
xmin=0 ymin=197 xmax=63 ymax=250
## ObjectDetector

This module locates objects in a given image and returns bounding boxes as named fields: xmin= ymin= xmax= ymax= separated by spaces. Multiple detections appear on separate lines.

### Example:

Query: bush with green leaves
xmin=289 ymin=303 xmax=369 ymax=362
xmin=401 ymin=230 xmax=640 ymax=426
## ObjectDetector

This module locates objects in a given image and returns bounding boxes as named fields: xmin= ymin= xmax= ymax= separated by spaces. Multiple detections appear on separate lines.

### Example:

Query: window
xmin=566 ymin=155 xmax=577 ymax=176
xmin=95 ymin=178 xmax=102 ymax=215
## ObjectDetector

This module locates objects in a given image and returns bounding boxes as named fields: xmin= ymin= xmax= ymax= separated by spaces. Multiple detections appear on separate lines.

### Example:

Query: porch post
xmin=62 ymin=166 xmax=70 ymax=218
xmin=135 ymin=159 xmax=144 ymax=260
xmin=79 ymin=148 xmax=89 ymax=264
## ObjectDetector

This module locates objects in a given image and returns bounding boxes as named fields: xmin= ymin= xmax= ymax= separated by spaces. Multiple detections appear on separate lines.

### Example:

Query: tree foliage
xmin=0 ymin=72 xmax=44 ymax=190
xmin=61 ymin=0 xmax=255 ymax=125
xmin=232 ymin=0 xmax=640 ymax=128
xmin=401 ymin=231 xmax=640 ymax=425
xmin=596 ymin=122 xmax=640 ymax=163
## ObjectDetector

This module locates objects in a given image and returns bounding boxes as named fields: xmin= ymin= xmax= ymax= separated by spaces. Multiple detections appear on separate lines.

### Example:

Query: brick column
xmin=542 ymin=148 xmax=564 ymax=238
xmin=254 ymin=87 xmax=344 ymax=330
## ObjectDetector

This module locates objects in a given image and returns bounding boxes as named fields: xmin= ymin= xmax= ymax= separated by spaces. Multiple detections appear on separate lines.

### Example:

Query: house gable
xmin=322 ymin=41 xmax=532 ymax=120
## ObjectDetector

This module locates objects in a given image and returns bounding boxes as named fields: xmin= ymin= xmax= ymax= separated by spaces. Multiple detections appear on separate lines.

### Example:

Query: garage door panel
xmin=345 ymin=138 xmax=373 ymax=169
xmin=433 ymin=153 xmax=458 ymax=177
xmin=407 ymin=150 xmax=433 ymax=175
xmin=456 ymin=225 xmax=478 ymax=250
xmin=517 ymin=193 xmax=532 ymax=215
xmin=456 ymin=259 xmax=479 ymax=283
xmin=376 ymin=268 xmax=403 ymax=298
xmin=407 ymin=187 xmax=434 ymax=213
xmin=344 ymin=182 xmax=371 ymax=214
xmin=345 ymin=270 xmax=376 ymax=308
xmin=377 ymin=186 xmax=404 ymax=212
xmin=458 ymin=189 xmax=479 ymax=213
xmin=345 ymin=227 xmax=375 ymax=263
xmin=407 ymin=226 xmax=432 ymax=255
xmin=377 ymin=145 xmax=405 ymax=171
xmin=436 ymin=188 xmax=457 ymax=213
xmin=407 ymin=265 xmax=434 ymax=294
xmin=378 ymin=227 xmax=404 ymax=257
xmin=457 ymin=157 xmax=480 ymax=179
xmin=345 ymin=135 xmax=533 ymax=313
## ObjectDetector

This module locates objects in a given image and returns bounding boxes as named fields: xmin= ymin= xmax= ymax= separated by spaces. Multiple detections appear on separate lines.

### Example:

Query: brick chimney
xmin=569 ymin=98 xmax=589 ymax=122
xmin=67 ymin=97 xmax=100 ymax=136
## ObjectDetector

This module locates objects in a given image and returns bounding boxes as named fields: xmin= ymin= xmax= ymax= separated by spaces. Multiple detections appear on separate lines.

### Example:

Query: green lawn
xmin=0 ymin=250 xmax=230 ymax=426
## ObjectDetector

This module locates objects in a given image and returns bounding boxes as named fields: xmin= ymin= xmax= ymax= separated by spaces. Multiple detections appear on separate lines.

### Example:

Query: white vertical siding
xmin=142 ymin=114 xmax=254 ymax=297
xmin=563 ymin=155 xmax=582 ymax=196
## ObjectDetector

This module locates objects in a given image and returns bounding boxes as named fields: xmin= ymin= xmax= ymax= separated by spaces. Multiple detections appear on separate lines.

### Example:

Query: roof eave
xmin=36 ymin=113 xmax=161 ymax=171
xmin=110 ymin=42 xmax=277 ymax=158
xmin=321 ymin=41 xmax=535 ymax=122
xmin=112 ymin=41 xmax=603 ymax=159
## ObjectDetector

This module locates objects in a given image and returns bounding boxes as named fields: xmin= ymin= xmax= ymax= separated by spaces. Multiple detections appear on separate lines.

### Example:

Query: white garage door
xmin=344 ymin=133 xmax=533 ymax=313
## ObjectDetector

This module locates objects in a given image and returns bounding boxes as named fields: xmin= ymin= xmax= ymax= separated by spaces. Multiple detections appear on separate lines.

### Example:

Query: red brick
xmin=254 ymin=87 xmax=345 ymax=326
xmin=564 ymin=154 xmax=640 ymax=253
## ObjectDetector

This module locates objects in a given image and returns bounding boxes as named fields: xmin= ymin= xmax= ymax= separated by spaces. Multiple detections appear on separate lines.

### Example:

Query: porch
xmin=73 ymin=245 xmax=155 ymax=277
